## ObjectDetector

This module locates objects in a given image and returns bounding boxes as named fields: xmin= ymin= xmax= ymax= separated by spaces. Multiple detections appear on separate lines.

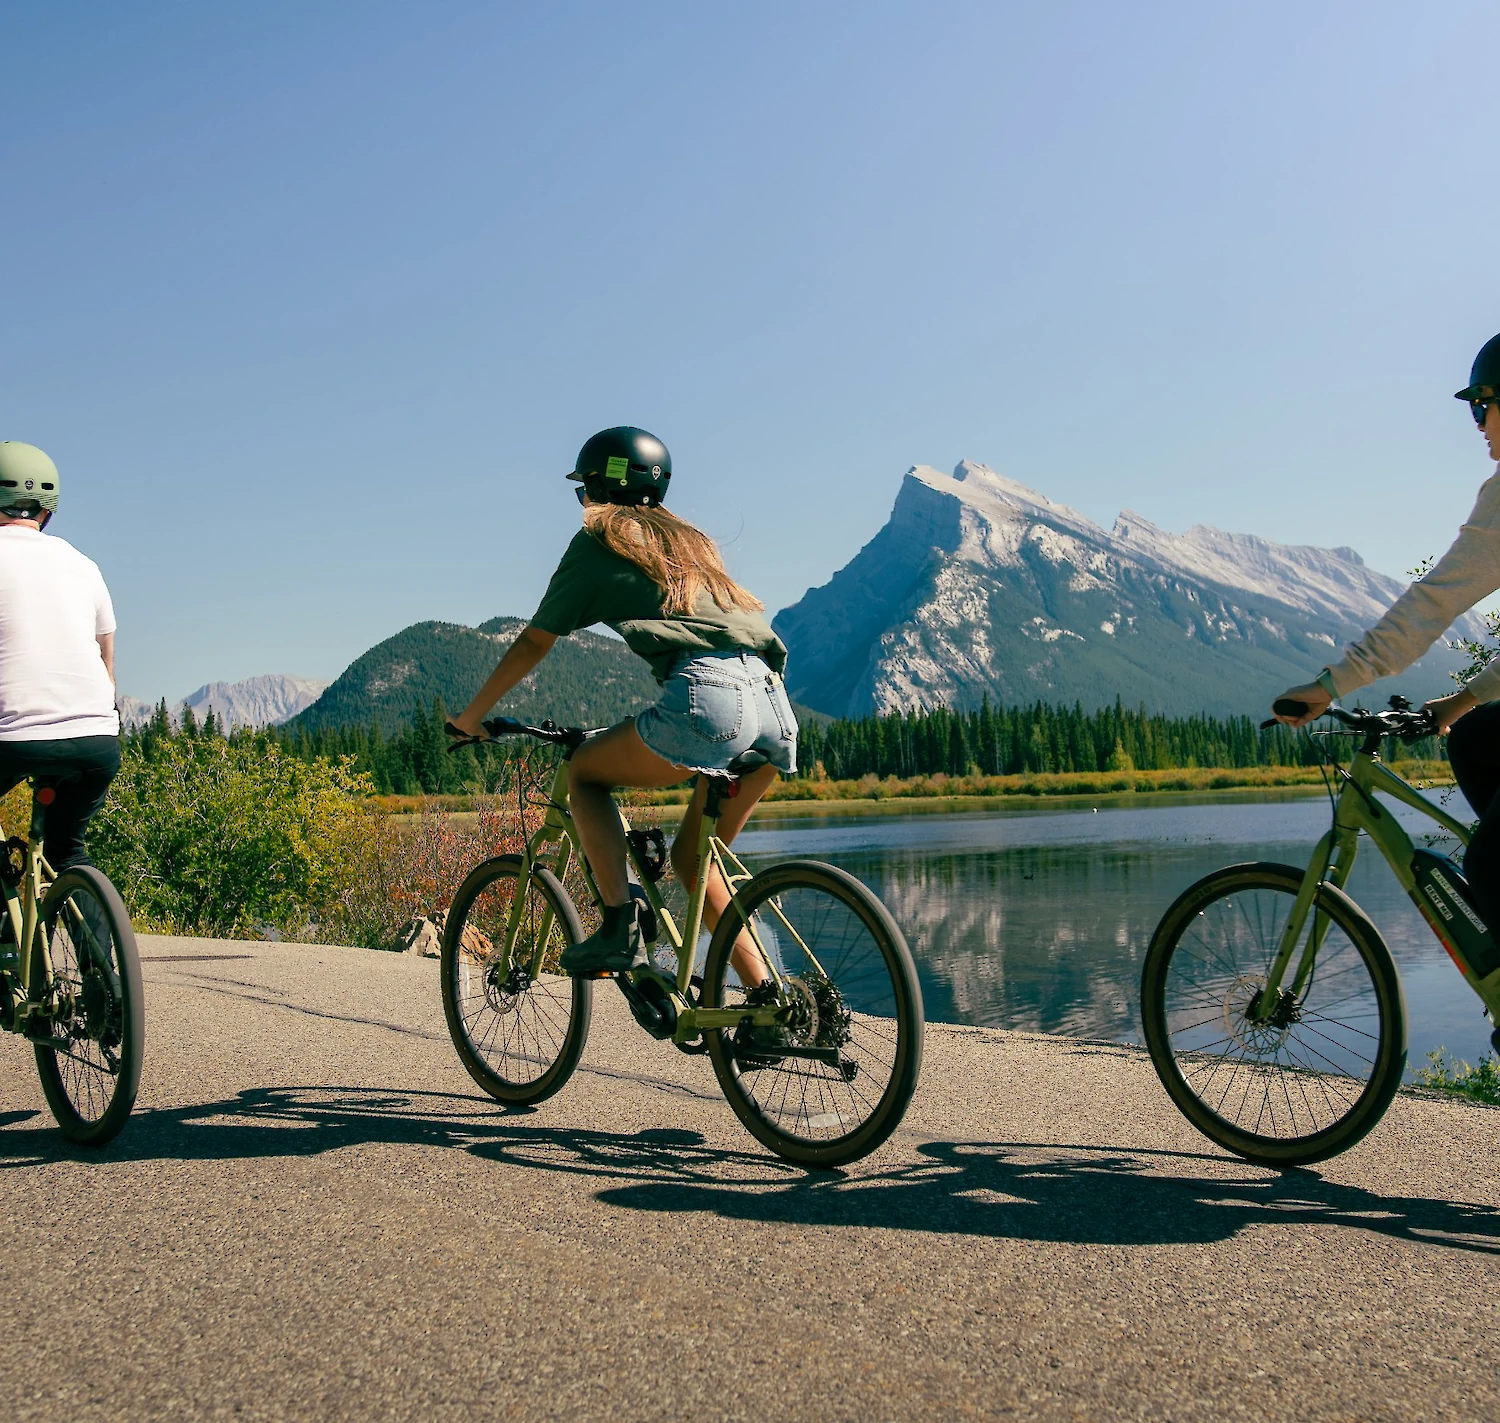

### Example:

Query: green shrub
xmin=1411 ymin=1048 xmax=1500 ymax=1105
xmin=91 ymin=737 xmax=383 ymax=940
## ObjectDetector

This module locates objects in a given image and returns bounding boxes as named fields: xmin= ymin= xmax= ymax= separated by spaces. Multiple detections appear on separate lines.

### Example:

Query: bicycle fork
xmin=1250 ymin=826 xmax=1359 ymax=1025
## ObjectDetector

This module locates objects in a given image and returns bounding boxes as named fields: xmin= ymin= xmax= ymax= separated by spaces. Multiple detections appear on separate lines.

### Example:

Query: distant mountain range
xmin=134 ymin=464 xmax=1488 ymax=731
xmin=772 ymin=461 xmax=1484 ymax=718
xmin=120 ymin=674 xmax=329 ymax=730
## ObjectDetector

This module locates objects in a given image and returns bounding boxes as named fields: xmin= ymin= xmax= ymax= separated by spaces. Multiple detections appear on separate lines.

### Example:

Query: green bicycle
xmin=1142 ymin=695 xmax=1494 ymax=1167
xmin=439 ymin=717 xmax=924 ymax=1167
xmin=0 ymin=778 xmax=144 ymax=1144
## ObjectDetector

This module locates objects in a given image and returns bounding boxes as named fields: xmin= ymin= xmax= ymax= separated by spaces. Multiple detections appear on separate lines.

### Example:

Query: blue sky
xmin=4 ymin=2 xmax=1497 ymax=701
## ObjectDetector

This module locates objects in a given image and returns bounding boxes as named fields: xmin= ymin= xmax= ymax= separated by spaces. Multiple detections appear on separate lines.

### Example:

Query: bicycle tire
xmin=33 ymin=866 xmax=145 ymax=1146
xmin=440 ymin=854 xmax=591 ymax=1106
xmin=1142 ymin=861 xmax=1406 ymax=1166
xmin=703 ymin=860 xmax=923 ymax=1168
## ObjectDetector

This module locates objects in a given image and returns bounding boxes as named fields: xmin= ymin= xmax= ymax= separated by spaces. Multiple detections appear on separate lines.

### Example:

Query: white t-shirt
xmin=0 ymin=526 xmax=119 ymax=741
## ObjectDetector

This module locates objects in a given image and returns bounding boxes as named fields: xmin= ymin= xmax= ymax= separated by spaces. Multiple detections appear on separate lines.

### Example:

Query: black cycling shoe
xmin=560 ymin=904 xmax=646 ymax=976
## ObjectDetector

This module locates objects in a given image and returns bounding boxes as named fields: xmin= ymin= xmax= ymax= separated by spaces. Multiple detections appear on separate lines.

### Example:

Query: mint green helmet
xmin=0 ymin=442 xmax=59 ymax=517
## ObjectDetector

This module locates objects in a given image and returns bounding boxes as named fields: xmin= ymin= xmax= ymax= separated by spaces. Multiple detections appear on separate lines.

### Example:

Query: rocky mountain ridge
xmin=774 ymin=461 xmax=1483 ymax=718
xmin=119 ymin=674 xmax=330 ymax=730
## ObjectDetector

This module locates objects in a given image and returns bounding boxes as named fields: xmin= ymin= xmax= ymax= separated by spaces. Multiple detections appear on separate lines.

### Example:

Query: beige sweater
xmin=1324 ymin=468 xmax=1500 ymax=702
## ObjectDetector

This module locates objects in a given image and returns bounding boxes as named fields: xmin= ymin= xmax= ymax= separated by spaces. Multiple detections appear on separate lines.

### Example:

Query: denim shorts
xmin=636 ymin=650 xmax=799 ymax=776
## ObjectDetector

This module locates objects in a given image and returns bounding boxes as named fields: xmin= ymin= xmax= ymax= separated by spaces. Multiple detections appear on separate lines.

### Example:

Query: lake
xmin=731 ymin=790 xmax=1493 ymax=1070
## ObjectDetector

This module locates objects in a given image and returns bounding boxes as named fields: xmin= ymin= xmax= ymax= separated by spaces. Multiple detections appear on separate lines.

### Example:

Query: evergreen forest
xmin=122 ymin=694 xmax=1446 ymax=795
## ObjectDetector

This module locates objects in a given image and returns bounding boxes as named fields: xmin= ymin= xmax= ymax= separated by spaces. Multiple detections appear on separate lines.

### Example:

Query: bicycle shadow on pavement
xmin=1 ymin=1083 xmax=1495 ymax=1256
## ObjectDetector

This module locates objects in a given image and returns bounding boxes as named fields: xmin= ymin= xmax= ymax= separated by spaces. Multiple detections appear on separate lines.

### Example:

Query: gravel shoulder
xmin=1 ymin=934 xmax=1497 ymax=1422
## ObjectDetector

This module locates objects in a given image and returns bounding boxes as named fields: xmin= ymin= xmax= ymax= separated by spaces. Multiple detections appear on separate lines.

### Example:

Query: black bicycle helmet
xmin=1455 ymin=332 xmax=1500 ymax=403
xmin=567 ymin=427 xmax=671 ymax=508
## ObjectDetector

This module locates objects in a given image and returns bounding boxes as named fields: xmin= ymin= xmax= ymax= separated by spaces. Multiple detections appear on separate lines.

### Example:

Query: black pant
xmin=0 ymin=736 xmax=120 ymax=872
xmin=1445 ymin=703 xmax=1500 ymax=929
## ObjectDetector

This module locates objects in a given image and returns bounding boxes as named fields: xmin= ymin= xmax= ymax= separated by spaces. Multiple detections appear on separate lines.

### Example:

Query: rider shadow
xmin=591 ymin=1137 xmax=1500 ymax=1257
xmin=2 ymin=1084 xmax=1495 ymax=1256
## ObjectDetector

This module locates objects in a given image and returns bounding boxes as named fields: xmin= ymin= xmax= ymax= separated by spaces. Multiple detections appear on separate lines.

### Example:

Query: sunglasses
xmin=1472 ymin=399 xmax=1499 ymax=429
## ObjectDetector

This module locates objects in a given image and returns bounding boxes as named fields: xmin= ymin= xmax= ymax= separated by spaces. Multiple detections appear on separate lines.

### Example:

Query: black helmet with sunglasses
xmin=566 ymin=427 xmax=672 ymax=508
xmin=1455 ymin=332 xmax=1500 ymax=424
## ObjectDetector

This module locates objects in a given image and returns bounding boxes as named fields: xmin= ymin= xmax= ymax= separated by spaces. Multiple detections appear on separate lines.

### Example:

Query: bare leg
xmin=568 ymin=720 xmax=691 ymax=908
xmin=670 ymin=762 xmax=780 ymax=987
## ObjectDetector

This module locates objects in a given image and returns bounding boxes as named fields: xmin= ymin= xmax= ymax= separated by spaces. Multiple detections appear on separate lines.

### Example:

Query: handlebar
xmin=1259 ymin=694 xmax=1435 ymax=743
xmin=444 ymin=717 xmax=597 ymax=753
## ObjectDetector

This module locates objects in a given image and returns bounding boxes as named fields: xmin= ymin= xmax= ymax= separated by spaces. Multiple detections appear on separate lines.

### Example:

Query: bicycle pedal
xmin=629 ymin=885 xmax=659 ymax=943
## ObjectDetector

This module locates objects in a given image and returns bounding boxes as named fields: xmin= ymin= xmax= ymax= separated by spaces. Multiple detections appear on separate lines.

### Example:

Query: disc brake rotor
xmin=780 ymin=975 xmax=819 ymax=1047
xmin=1222 ymin=973 xmax=1290 ymax=1055
xmin=483 ymin=962 xmax=532 ymax=1015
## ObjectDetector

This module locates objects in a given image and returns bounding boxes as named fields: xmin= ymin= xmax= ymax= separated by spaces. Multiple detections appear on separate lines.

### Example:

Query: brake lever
xmin=444 ymin=719 xmax=487 ymax=751
xmin=1396 ymin=711 xmax=1437 ymax=743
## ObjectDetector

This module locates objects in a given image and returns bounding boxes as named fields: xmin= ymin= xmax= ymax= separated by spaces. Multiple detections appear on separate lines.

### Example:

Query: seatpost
xmin=703 ymin=774 xmax=738 ymax=822
xmin=29 ymin=782 xmax=51 ymax=845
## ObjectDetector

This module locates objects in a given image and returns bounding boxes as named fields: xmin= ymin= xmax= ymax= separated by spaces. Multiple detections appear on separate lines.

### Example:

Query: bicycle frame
xmin=1254 ymin=745 xmax=1500 ymax=1022
xmin=0 ymin=789 xmax=58 ymax=1027
xmin=492 ymin=756 xmax=825 ymax=1045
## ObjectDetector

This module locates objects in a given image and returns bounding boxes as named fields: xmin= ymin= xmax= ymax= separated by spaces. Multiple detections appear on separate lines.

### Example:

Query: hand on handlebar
xmin=1270 ymin=681 xmax=1332 ymax=728
xmin=1422 ymin=689 xmax=1480 ymax=735
xmin=445 ymin=715 xmax=485 ymax=741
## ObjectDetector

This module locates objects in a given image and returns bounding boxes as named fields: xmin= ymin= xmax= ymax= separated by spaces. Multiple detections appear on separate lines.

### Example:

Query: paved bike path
xmin=1 ymin=936 xmax=1497 ymax=1422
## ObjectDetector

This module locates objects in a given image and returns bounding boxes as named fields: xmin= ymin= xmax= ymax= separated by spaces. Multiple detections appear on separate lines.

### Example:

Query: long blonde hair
xmin=582 ymin=503 xmax=764 ymax=617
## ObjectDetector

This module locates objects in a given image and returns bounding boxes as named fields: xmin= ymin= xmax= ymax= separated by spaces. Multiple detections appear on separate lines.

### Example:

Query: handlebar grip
xmin=1271 ymin=698 xmax=1310 ymax=719
xmin=444 ymin=719 xmax=480 ymax=753
xmin=483 ymin=716 xmax=526 ymax=736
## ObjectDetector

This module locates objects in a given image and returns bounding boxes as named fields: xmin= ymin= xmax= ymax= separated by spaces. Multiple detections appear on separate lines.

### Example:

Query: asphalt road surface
xmin=1 ymin=936 xmax=1498 ymax=1422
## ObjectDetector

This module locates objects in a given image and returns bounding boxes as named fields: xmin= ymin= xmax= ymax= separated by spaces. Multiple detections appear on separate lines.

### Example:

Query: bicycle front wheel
xmin=703 ymin=860 xmax=923 ymax=1168
xmin=441 ymin=854 xmax=592 ymax=1106
xmin=33 ymin=866 xmax=145 ymax=1146
xmin=1142 ymin=862 xmax=1406 ymax=1166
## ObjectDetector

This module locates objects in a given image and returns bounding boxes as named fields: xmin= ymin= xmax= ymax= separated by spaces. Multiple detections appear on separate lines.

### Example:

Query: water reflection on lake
xmin=733 ymin=792 xmax=1492 ymax=1069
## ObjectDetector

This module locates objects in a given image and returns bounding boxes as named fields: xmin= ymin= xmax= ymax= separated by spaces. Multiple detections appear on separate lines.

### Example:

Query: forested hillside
xmin=288 ymin=617 xmax=658 ymax=735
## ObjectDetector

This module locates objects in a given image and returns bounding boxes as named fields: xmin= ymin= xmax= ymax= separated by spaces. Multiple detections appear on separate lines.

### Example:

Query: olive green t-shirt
xmin=531 ymin=529 xmax=787 ymax=683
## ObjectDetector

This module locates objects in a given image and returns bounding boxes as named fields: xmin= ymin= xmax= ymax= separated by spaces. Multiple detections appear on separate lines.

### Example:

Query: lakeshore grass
xmin=1412 ymin=1049 xmax=1500 ymax=1106
xmin=372 ymin=759 xmax=1453 ymax=817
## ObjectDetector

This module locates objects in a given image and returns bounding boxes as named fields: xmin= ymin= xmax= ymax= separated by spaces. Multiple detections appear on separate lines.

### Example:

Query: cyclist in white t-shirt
xmin=0 ymin=442 xmax=120 ymax=871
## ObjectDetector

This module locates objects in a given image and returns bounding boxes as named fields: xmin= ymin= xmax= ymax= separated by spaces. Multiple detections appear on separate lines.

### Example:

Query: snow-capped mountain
xmin=119 ymin=675 xmax=330 ymax=730
xmin=774 ymin=461 xmax=1484 ymax=718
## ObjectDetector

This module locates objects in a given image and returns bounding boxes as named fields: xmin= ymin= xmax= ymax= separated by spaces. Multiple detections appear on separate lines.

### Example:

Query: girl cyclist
xmin=448 ymin=426 xmax=797 ymax=975
xmin=1275 ymin=332 xmax=1500 ymax=926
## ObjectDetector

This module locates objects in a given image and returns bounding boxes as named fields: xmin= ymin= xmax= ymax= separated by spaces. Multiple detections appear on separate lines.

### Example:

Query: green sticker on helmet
xmin=604 ymin=455 xmax=630 ymax=483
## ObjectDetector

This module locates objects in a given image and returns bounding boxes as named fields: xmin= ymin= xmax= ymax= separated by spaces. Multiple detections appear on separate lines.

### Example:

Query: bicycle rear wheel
xmin=440 ymin=854 xmax=591 ymax=1106
xmin=703 ymin=860 xmax=923 ymax=1168
xmin=33 ymin=866 xmax=145 ymax=1146
xmin=1142 ymin=862 xmax=1406 ymax=1166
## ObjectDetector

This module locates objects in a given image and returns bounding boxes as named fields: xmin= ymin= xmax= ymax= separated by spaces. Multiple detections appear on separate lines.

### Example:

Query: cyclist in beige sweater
xmin=1275 ymin=332 xmax=1500 ymax=924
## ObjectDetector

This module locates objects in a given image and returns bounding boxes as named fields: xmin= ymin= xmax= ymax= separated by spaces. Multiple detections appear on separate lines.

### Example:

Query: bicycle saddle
xmin=722 ymin=750 xmax=770 ymax=779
